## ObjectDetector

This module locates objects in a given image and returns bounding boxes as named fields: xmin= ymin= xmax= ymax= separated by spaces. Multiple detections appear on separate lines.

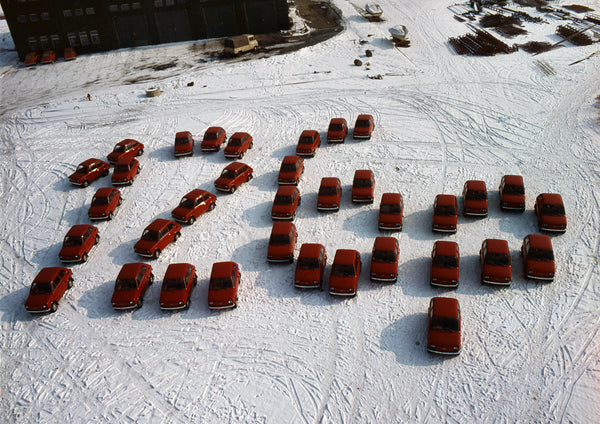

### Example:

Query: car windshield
xmin=204 ymin=132 xmax=218 ymax=140
xmin=354 ymin=178 xmax=372 ymax=188
xmin=270 ymin=234 xmax=290 ymax=245
xmin=434 ymin=205 xmax=457 ymax=216
xmin=274 ymin=195 xmax=293 ymax=205
xmin=430 ymin=316 xmax=459 ymax=332
xmin=221 ymin=169 xmax=235 ymax=179
xmin=280 ymin=163 xmax=297 ymax=172
xmin=75 ymin=165 xmax=89 ymax=174
xmin=141 ymin=229 xmax=159 ymax=241
xmin=297 ymin=257 xmax=319 ymax=270
xmin=380 ymin=203 xmax=401 ymax=214
xmin=504 ymin=184 xmax=524 ymax=195
xmin=466 ymin=190 xmax=487 ymax=200
xmin=175 ymin=137 xmax=189 ymax=146
xmin=528 ymin=248 xmax=554 ymax=261
xmin=63 ymin=236 xmax=83 ymax=246
xmin=299 ymin=136 xmax=314 ymax=144
xmin=91 ymin=196 xmax=108 ymax=206
xmin=433 ymin=254 xmax=458 ymax=268
xmin=319 ymin=185 xmax=338 ymax=196
xmin=113 ymin=145 xmax=125 ymax=153
xmin=114 ymin=164 xmax=130 ymax=173
xmin=484 ymin=253 xmax=510 ymax=266
xmin=329 ymin=123 xmax=344 ymax=131
xmin=541 ymin=204 xmax=565 ymax=215
xmin=30 ymin=282 xmax=52 ymax=294
xmin=179 ymin=197 xmax=194 ymax=208
xmin=332 ymin=264 xmax=356 ymax=277
xmin=356 ymin=119 xmax=370 ymax=127
xmin=26 ymin=53 xmax=37 ymax=59
xmin=115 ymin=278 xmax=138 ymax=291
xmin=42 ymin=52 xmax=53 ymax=58
xmin=229 ymin=138 xmax=242 ymax=146
xmin=163 ymin=278 xmax=186 ymax=291
xmin=373 ymin=250 xmax=396 ymax=263
xmin=210 ymin=277 xmax=234 ymax=290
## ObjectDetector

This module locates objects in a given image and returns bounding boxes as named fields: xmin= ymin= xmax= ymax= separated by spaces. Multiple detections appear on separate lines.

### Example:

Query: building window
xmin=27 ymin=36 xmax=38 ymax=51
xmin=63 ymin=10 xmax=72 ymax=18
xmin=41 ymin=12 xmax=50 ymax=21
xmin=39 ymin=35 xmax=49 ymax=49
xmin=132 ymin=2 xmax=141 ymax=10
xmin=154 ymin=0 xmax=163 ymax=7
xmin=109 ymin=5 xmax=119 ymax=13
xmin=79 ymin=32 xmax=90 ymax=47
xmin=50 ymin=34 xmax=60 ymax=48
xmin=29 ymin=13 xmax=39 ymax=22
xmin=67 ymin=32 xmax=79 ymax=47
xmin=121 ymin=4 xmax=130 ymax=12
xmin=17 ymin=15 xmax=27 ymax=23
xmin=86 ymin=8 xmax=95 ymax=15
xmin=74 ymin=9 xmax=83 ymax=17
xmin=90 ymin=30 xmax=101 ymax=45
xmin=166 ymin=0 xmax=175 ymax=6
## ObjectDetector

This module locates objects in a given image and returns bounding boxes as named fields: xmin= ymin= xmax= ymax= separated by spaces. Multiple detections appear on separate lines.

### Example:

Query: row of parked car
xmin=24 ymin=48 xmax=76 ymax=66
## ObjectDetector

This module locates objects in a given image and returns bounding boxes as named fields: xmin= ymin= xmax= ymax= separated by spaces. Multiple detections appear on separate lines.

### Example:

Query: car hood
xmin=107 ymin=152 xmax=124 ymax=162
xmin=318 ymin=194 xmax=339 ymax=204
xmin=482 ymin=264 xmax=512 ymax=279
xmin=268 ymin=244 xmax=293 ymax=257
xmin=526 ymin=258 xmax=555 ymax=274
xmin=171 ymin=206 xmax=192 ymax=220
xmin=540 ymin=214 xmax=567 ymax=226
xmin=59 ymin=245 xmax=84 ymax=257
xmin=502 ymin=193 xmax=525 ymax=204
xmin=224 ymin=146 xmax=242 ymax=154
xmin=433 ymin=215 xmax=457 ymax=227
xmin=208 ymin=287 xmax=237 ymax=305
xmin=68 ymin=172 xmax=86 ymax=183
xmin=370 ymin=261 xmax=397 ymax=274
xmin=431 ymin=266 xmax=459 ymax=281
xmin=328 ymin=130 xmax=345 ymax=139
xmin=271 ymin=204 xmax=294 ymax=215
xmin=159 ymin=289 xmax=188 ymax=305
xmin=25 ymin=293 xmax=54 ymax=308
xmin=215 ymin=176 xmax=233 ymax=186
xmin=295 ymin=268 xmax=321 ymax=282
xmin=353 ymin=187 xmax=373 ymax=197
xmin=134 ymin=239 xmax=158 ymax=252
xmin=329 ymin=274 xmax=358 ymax=289
xmin=88 ymin=204 xmax=110 ymax=216
xmin=428 ymin=329 xmax=461 ymax=349
xmin=111 ymin=289 xmax=140 ymax=305
xmin=464 ymin=199 xmax=488 ymax=210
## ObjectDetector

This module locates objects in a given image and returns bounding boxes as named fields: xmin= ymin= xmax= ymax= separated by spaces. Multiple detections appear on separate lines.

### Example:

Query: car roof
xmin=525 ymin=234 xmax=553 ymax=249
xmin=483 ymin=238 xmax=509 ymax=253
xmin=381 ymin=192 xmax=402 ymax=204
xmin=117 ymin=262 xmax=149 ymax=279
xmin=320 ymin=177 xmax=340 ymax=186
xmin=300 ymin=129 xmax=318 ymax=137
xmin=434 ymin=240 xmax=459 ymax=256
xmin=116 ymin=138 xmax=139 ymax=146
xmin=465 ymin=180 xmax=487 ymax=190
xmin=329 ymin=117 xmax=346 ymax=124
xmin=356 ymin=114 xmax=373 ymax=120
xmin=354 ymin=169 xmax=373 ymax=179
xmin=333 ymin=249 xmax=359 ymax=263
xmin=431 ymin=296 xmax=460 ymax=318
xmin=80 ymin=158 xmax=102 ymax=166
xmin=146 ymin=218 xmax=176 ymax=231
xmin=298 ymin=243 xmax=325 ymax=257
xmin=175 ymin=131 xmax=191 ymax=138
xmin=115 ymin=156 xmax=136 ymax=165
xmin=33 ymin=267 xmax=68 ymax=283
xmin=374 ymin=236 xmax=398 ymax=250
xmin=538 ymin=193 xmax=563 ymax=205
xmin=66 ymin=224 xmax=96 ymax=236
xmin=271 ymin=221 xmax=295 ymax=234
xmin=435 ymin=194 xmax=457 ymax=205
xmin=282 ymin=155 xmax=301 ymax=163
xmin=164 ymin=263 xmax=194 ymax=278
xmin=503 ymin=175 xmax=524 ymax=185
xmin=210 ymin=261 xmax=238 ymax=278
xmin=205 ymin=126 xmax=224 ymax=133
xmin=183 ymin=188 xmax=212 ymax=199
xmin=94 ymin=187 xmax=117 ymax=197
xmin=224 ymin=161 xmax=250 ymax=171
xmin=275 ymin=185 xmax=298 ymax=196
xmin=230 ymin=132 xmax=250 ymax=138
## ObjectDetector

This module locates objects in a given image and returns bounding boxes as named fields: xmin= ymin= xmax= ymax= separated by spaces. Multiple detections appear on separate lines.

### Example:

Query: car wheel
xmin=249 ymin=142 xmax=253 ymax=149
xmin=118 ymin=197 xmax=123 ymax=206
xmin=188 ymin=216 xmax=196 ymax=225
xmin=102 ymin=170 xmax=109 ymax=177
xmin=138 ymin=149 xmax=144 ymax=156
xmin=50 ymin=302 xmax=58 ymax=313
xmin=68 ymin=278 xmax=74 ymax=289
xmin=185 ymin=298 xmax=191 ymax=309
xmin=149 ymin=273 xmax=155 ymax=285
xmin=153 ymin=249 xmax=161 ymax=259
xmin=291 ymin=212 xmax=296 ymax=221
xmin=137 ymin=298 xmax=144 ymax=308
xmin=234 ymin=296 xmax=238 ymax=308
xmin=230 ymin=185 xmax=237 ymax=193
xmin=129 ymin=178 xmax=134 ymax=186
xmin=239 ymin=152 xmax=244 ymax=159
xmin=95 ymin=235 xmax=100 ymax=245
xmin=82 ymin=252 xmax=88 ymax=263
xmin=174 ymin=232 xmax=181 ymax=241
xmin=82 ymin=180 xmax=89 ymax=188
xmin=247 ymin=173 xmax=253 ymax=182
xmin=209 ymin=202 xmax=216 ymax=211
xmin=108 ymin=211 xmax=114 ymax=220
xmin=193 ymin=275 xmax=198 ymax=286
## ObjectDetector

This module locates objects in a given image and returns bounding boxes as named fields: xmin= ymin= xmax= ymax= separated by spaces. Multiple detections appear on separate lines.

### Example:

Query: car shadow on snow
xmin=0 ymin=286 xmax=38 ymax=323
xmin=401 ymin=209 xmax=440 ymax=242
xmin=341 ymin=208 xmax=379 ymax=237
xmin=242 ymin=200 xmax=274 ymax=229
xmin=249 ymin=170 xmax=280 ymax=193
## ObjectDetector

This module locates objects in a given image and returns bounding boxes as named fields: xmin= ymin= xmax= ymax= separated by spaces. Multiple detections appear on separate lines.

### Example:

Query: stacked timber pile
xmin=449 ymin=26 xmax=517 ymax=55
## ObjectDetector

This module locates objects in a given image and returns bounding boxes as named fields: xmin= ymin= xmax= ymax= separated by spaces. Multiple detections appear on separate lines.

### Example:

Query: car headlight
xmin=129 ymin=301 xmax=134 ymax=305
xmin=209 ymin=302 xmax=214 ymax=305
xmin=228 ymin=300 xmax=232 ymax=304
xmin=432 ymin=277 xmax=438 ymax=281
xmin=111 ymin=302 xmax=116 ymax=306
xmin=179 ymin=301 xmax=183 ymax=305
xmin=160 ymin=302 xmax=164 ymax=306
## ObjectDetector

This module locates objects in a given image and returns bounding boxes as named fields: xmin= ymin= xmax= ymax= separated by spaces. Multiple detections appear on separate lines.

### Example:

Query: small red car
xmin=430 ymin=240 xmax=460 ymax=288
xmin=480 ymin=239 xmax=512 ymax=285
xmin=63 ymin=47 xmax=76 ymax=61
xmin=208 ymin=261 xmax=241 ymax=310
xmin=267 ymin=222 xmax=298 ymax=263
xmin=522 ymin=234 xmax=555 ymax=281
xmin=317 ymin=177 xmax=342 ymax=212
xmin=353 ymin=114 xmax=375 ymax=139
xmin=432 ymin=194 xmax=458 ymax=233
xmin=327 ymin=118 xmax=348 ymax=143
xmin=40 ymin=50 xmax=56 ymax=64
xmin=88 ymin=187 xmax=122 ymax=220
xmin=294 ymin=243 xmax=327 ymax=289
xmin=352 ymin=169 xmax=375 ymax=203
xmin=427 ymin=297 xmax=461 ymax=355
xmin=463 ymin=180 xmax=488 ymax=217
xmin=59 ymin=224 xmax=99 ymax=263
xmin=174 ymin=131 xmax=194 ymax=157
xmin=535 ymin=193 xmax=567 ymax=233
xmin=224 ymin=132 xmax=253 ymax=159
xmin=24 ymin=267 xmax=73 ymax=313
xmin=24 ymin=51 xmax=40 ymax=66
xmin=271 ymin=186 xmax=301 ymax=221
xmin=278 ymin=155 xmax=304 ymax=185
xmin=111 ymin=157 xmax=140 ymax=186
xmin=69 ymin=158 xmax=110 ymax=187
xmin=107 ymin=139 xmax=144 ymax=163
xmin=134 ymin=219 xmax=181 ymax=259
xmin=159 ymin=263 xmax=197 ymax=310
xmin=378 ymin=193 xmax=403 ymax=231
xmin=200 ymin=126 xmax=227 ymax=152
xmin=329 ymin=249 xmax=361 ymax=296
xmin=171 ymin=189 xmax=217 ymax=224
xmin=370 ymin=237 xmax=399 ymax=282
xmin=110 ymin=263 xmax=154 ymax=310
xmin=295 ymin=130 xmax=321 ymax=157
xmin=499 ymin=175 xmax=525 ymax=211
xmin=214 ymin=162 xmax=253 ymax=193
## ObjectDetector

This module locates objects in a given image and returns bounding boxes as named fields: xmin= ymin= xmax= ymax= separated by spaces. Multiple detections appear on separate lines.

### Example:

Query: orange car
xmin=134 ymin=219 xmax=181 ymax=259
xmin=317 ymin=177 xmax=342 ymax=212
xmin=427 ymin=297 xmax=461 ymax=355
xmin=171 ymin=189 xmax=216 ymax=225
xmin=462 ymin=180 xmax=488 ymax=217
xmin=294 ymin=243 xmax=327 ymax=289
xmin=432 ymin=194 xmax=458 ymax=233
xmin=278 ymin=155 xmax=304 ymax=186
xmin=327 ymin=118 xmax=348 ymax=143
xmin=111 ymin=157 xmax=141 ymax=186
xmin=88 ymin=187 xmax=122 ymax=221
xmin=499 ymin=175 xmax=525 ymax=211
xmin=201 ymin=126 xmax=226 ymax=152
xmin=24 ymin=51 xmax=40 ymax=66
xmin=480 ymin=239 xmax=512 ymax=285
xmin=430 ymin=241 xmax=460 ymax=288
xmin=107 ymin=139 xmax=144 ymax=163
xmin=271 ymin=186 xmax=301 ymax=221
xmin=174 ymin=131 xmax=194 ymax=157
xmin=68 ymin=158 xmax=110 ymax=187
xmin=370 ymin=237 xmax=399 ymax=282
xmin=521 ymin=234 xmax=555 ymax=281
xmin=352 ymin=169 xmax=375 ymax=204
xmin=159 ymin=263 xmax=197 ymax=311
xmin=295 ymin=130 xmax=321 ymax=157
xmin=267 ymin=222 xmax=297 ymax=263
xmin=208 ymin=261 xmax=241 ymax=310
xmin=329 ymin=249 xmax=361 ymax=296
xmin=25 ymin=267 xmax=73 ymax=313
xmin=378 ymin=193 xmax=403 ymax=231
xmin=224 ymin=132 xmax=253 ymax=159
xmin=353 ymin=114 xmax=375 ymax=139
xmin=535 ymin=193 xmax=567 ymax=233
xmin=111 ymin=263 xmax=154 ymax=310
xmin=59 ymin=224 xmax=99 ymax=263
xmin=40 ymin=50 xmax=56 ymax=64
xmin=214 ymin=162 xmax=253 ymax=193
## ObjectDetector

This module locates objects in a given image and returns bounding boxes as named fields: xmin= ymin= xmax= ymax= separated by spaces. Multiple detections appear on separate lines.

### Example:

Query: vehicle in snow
xmin=327 ymin=118 xmax=348 ymax=143
xmin=214 ymin=162 xmax=253 ymax=193
xmin=370 ymin=236 xmax=399 ymax=282
xmin=295 ymin=130 xmax=321 ymax=157
xmin=208 ymin=261 xmax=241 ymax=310
xmin=278 ymin=155 xmax=304 ymax=185
xmin=294 ymin=243 xmax=327 ymax=289
xmin=171 ymin=189 xmax=216 ymax=225
xmin=134 ymin=219 xmax=181 ymax=259
xmin=68 ymin=158 xmax=110 ymax=187
xmin=174 ymin=131 xmax=194 ymax=157
xmin=224 ymin=132 xmax=253 ymax=159
xmin=271 ymin=186 xmax=301 ymax=221
xmin=111 ymin=157 xmax=140 ymax=186
xmin=88 ymin=187 xmax=122 ymax=221
xmin=535 ymin=193 xmax=567 ymax=233
xmin=432 ymin=194 xmax=458 ymax=233
xmin=201 ymin=127 xmax=227 ymax=152
xmin=499 ymin=175 xmax=525 ymax=212
xmin=107 ymin=138 xmax=144 ymax=163
xmin=427 ymin=297 xmax=462 ymax=355
xmin=159 ymin=263 xmax=197 ymax=311
xmin=24 ymin=267 xmax=73 ymax=314
xmin=378 ymin=192 xmax=403 ymax=231
xmin=267 ymin=222 xmax=298 ymax=263
xmin=329 ymin=249 xmax=361 ymax=296
xmin=353 ymin=114 xmax=375 ymax=139
xmin=389 ymin=25 xmax=410 ymax=47
xmin=317 ymin=177 xmax=342 ymax=212
xmin=521 ymin=234 xmax=555 ymax=281
xmin=365 ymin=3 xmax=383 ymax=18
xmin=352 ymin=169 xmax=375 ymax=204
xmin=224 ymin=34 xmax=259 ymax=56
xmin=111 ymin=263 xmax=154 ymax=310
xmin=430 ymin=241 xmax=460 ymax=288
xmin=480 ymin=239 xmax=512 ymax=285
xmin=463 ymin=180 xmax=488 ymax=217
xmin=59 ymin=224 xmax=99 ymax=263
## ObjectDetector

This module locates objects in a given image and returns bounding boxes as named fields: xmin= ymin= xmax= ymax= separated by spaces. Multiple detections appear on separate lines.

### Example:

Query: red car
xmin=88 ymin=187 xmax=122 ymax=220
xmin=370 ymin=237 xmax=399 ymax=282
xmin=327 ymin=118 xmax=348 ymax=143
xmin=208 ymin=261 xmax=241 ymax=309
xmin=200 ymin=126 xmax=227 ymax=152
xmin=463 ymin=180 xmax=488 ymax=217
xmin=480 ymin=239 xmax=512 ymax=285
xmin=427 ymin=297 xmax=461 ymax=355
xmin=134 ymin=219 xmax=181 ymax=259
xmin=110 ymin=263 xmax=154 ymax=310
xmin=499 ymin=175 xmax=525 ymax=211
xmin=317 ymin=177 xmax=342 ymax=212
xmin=214 ymin=162 xmax=253 ymax=193
xmin=63 ymin=47 xmax=76 ymax=61
xmin=352 ymin=169 xmax=375 ymax=204
xmin=267 ymin=222 xmax=298 ymax=263
xmin=107 ymin=139 xmax=144 ymax=163
xmin=353 ymin=114 xmax=375 ymax=139
xmin=111 ymin=157 xmax=140 ymax=186
xmin=159 ymin=263 xmax=197 ymax=310
xmin=295 ymin=130 xmax=321 ymax=157
xmin=174 ymin=131 xmax=194 ymax=157
xmin=535 ymin=193 xmax=567 ymax=233
xmin=432 ymin=194 xmax=458 ymax=233
xmin=24 ymin=267 xmax=73 ymax=313
xmin=522 ymin=234 xmax=555 ymax=281
xmin=59 ymin=224 xmax=99 ymax=263
xmin=40 ymin=50 xmax=56 ymax=64
xmin=294 ymin=243 xmax=327 ymax=289
xmin=24 ymin=51 xmax=40 ymax=66
xmin=278 ymin=155 xmax=304 ymax=185
xmin=378 ymin=193 xmax=403 ymax=231
xmin=69 ymin=158 xmax=110 ymax=187
xmin=329 ymin=249 xmax=361 ymax=296
xmin=171 ymin=189 xmax=217 ymax=224
xmin=430 ymin=240 xmax=460 ymax=288
xmin=224 ymin=132 xmax=253 ymax=159
xmin=271 ymin=186 xmax=301 ymax=221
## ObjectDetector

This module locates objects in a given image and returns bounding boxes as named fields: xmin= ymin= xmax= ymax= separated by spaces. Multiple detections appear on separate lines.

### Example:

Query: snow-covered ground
xmin=1 ymin=1 xmax=600 ymax=422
